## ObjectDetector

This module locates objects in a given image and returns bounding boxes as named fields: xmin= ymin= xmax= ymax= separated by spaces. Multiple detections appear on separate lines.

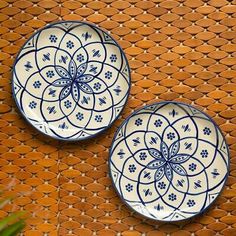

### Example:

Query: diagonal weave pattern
xmin=0 ymin=0 xmax=236 ymax=235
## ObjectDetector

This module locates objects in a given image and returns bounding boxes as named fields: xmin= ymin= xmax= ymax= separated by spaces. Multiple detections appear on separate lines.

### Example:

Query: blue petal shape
xmin=55 ymin=66 xmax=70 ymax=78
xmin=77 ymin=63 xmax=87 ymax=77
xmin=69 ymin=59 xmax=77 ymax=78
xmin=147 ymin=159 xmax=165 ymax=169
xmin=170 ymin=154 xmax=191 ymax=164
xmin=71 ymin=83 xmax=80 ymax=102
xmin=164 ymin=164 xmax=173 ymax=182
xmin=78 ymin=82 xmax=93 ymax=94
xmin=59 ymin=85 xmax=71 ymax=100
xmin=161 ymin=141 xmax=169 ymax=160
xmin=52 ymin=78 xmax=72 ymax=87
xmin=148 ymin=148 xmax=162 ymax=160
xmin=154 ymin=167 xmax=165 ymax=182
xmin=169 ymin=141 xmax=180 ymax=158
xmin=76 ymin=74 xmax=94 ymax=83
xmin=170 ymin=163 xmax=187 ymax=176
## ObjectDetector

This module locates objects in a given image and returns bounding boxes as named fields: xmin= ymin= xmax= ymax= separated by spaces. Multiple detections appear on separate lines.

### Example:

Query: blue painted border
xmin=108 ymin=101 xmax=230 ymax=222
xmin=11 ymin=20 xmax=131 ymax=141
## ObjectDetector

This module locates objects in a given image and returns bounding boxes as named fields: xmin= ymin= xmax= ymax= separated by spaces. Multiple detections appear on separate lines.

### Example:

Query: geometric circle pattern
xmin=12 ymin=21 xmax=130 ymax=140
xmin=110 ymin=102 xmax=229 ymax=221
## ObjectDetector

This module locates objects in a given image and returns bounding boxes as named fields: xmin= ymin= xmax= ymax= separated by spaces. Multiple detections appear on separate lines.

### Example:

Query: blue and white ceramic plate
xmin=12 ymin=21 xmax=130 ymax=141
xmin=109 ymin=101 xmax=229 ymax=221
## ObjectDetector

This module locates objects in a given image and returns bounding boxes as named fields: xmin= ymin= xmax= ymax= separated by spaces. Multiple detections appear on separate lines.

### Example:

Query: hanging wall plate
xmin=109 ymin=101 xmax=229 ymax=221
xmin=12 ymin=21 xmax=131 ymax=141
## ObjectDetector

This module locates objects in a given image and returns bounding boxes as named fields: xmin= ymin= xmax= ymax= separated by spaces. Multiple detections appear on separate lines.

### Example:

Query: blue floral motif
xmin=187 ymin=199 xmax=195 ymax=207
xmin=29 ymin=101 xmax=37 ymax=109
xmin=167 ymin=132 xmax=175 ymax=140
xmin=158 ymin=182 xmax=166 ymax=189
xmin=201 ymin=150 xmax=208 ymax=158
xmin=203 ymin=127 xmax=211 ymax=135
xmin=66 ymin=40 xmax=74 ymax=49
xmin=46 ymin=70 xmax=54 ymax=78
xmin=135 ymin=118 xmax=142 ymax=126
xmin=105 ymin=71 xmax=112 ymax=79
xmin=154 ymin=119 xmax=162 ymax=127
xmin=168 ymin=193 xmax=177 ymax=201
xmin=49 ymin=35 xmax=57 ymax=43
xmin=64 ymin=100 xmax=72 ymax=109
xmin=33 ymin=81 xmax=41 ymax=88
xmin=128 ymin=164 xmax=136 ymax=173
xmin=189 ymin=163 xmax=197 ymax=171
xmin=76 ymin=54 xmax=84 ymax=62
xmin=110 ymin=54 xmax=117 ymax=62
xmin=146 ymin=141 xmax=190 ymax=182
xmin=126 ymin=183 xmax=133 ymax=192
xmin=52 ymin=60 xmax=95 ymax=102
xmin=93 ymin=82 xmax=101 ymax=91
xmin=95 ymin=115 xmax=103 ymax=122
xmin=76 ymin=112 xmax=84 ymax=121
xmin=139 ymin=152 xmax=147 ymax=160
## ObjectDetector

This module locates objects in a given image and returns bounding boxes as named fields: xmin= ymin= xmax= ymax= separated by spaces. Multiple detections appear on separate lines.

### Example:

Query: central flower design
xmin=147 ymin=141 xmax=191 ymax=182
xmin=52 ymin=59 xmax=94 ymax=102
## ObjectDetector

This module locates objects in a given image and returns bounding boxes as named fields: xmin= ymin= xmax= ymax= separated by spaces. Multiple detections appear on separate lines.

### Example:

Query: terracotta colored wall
xmin=0 ymin=0 xmax=236 ymax=235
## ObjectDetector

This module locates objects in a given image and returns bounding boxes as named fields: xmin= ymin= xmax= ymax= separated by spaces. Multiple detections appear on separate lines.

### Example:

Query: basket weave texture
xmin=0 ymin=0 xmax=236 ymax=235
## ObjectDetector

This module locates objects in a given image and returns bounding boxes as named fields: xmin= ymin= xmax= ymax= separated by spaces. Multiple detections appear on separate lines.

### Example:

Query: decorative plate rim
xmin=12 ymin=20 xmax=131 ymax=141
xmin=108 ymin=101 xmax=230 ymax=222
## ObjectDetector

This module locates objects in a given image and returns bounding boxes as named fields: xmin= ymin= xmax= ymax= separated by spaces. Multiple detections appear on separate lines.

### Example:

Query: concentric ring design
xmin=109 ymin=102 xmax=229 ymax=221
xmin=12 ymin=21 xmax=130 ymax=140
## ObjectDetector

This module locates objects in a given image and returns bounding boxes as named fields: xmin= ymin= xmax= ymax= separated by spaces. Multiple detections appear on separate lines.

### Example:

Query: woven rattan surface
xmin=0 ymin=0 xmax=236 ymax=235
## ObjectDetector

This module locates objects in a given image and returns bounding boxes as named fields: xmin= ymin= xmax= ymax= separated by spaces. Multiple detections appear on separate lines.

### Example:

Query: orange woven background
xmin=0 ymin=0 xmax=236 ymax=235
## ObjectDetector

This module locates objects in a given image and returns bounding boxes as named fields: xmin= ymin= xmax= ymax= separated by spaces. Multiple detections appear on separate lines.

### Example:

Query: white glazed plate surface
xmin=12 ymin=21 xmax=130 ymax=141
xmin=109 ymin=101 xmax=229 ymax=221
